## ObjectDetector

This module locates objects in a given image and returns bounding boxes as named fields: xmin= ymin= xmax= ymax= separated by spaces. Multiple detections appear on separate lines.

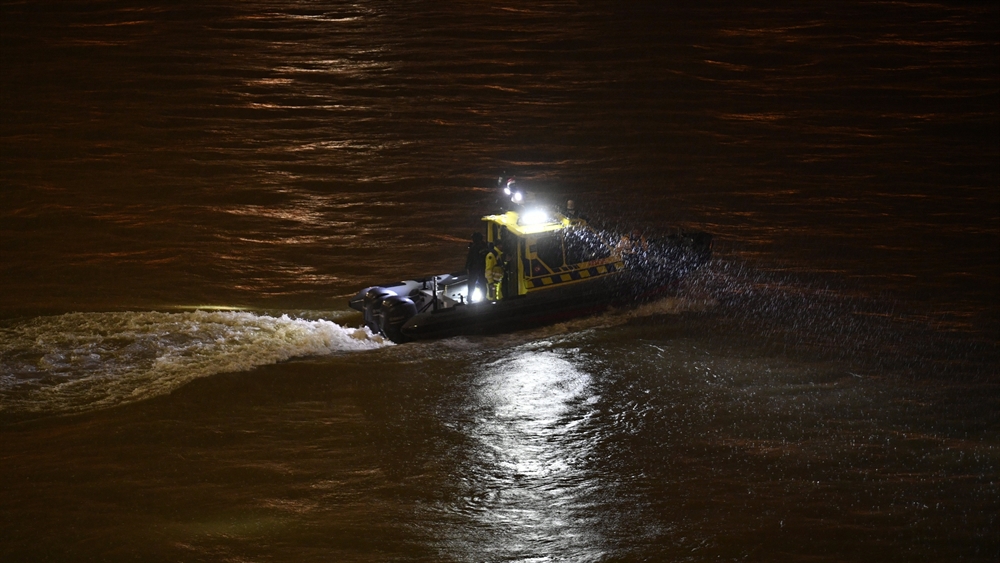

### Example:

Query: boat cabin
xmin=481 ymin=209 xmax=624 ymax=300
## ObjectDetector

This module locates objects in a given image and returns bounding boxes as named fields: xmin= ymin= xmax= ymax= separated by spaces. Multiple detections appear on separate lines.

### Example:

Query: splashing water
xmin=0 ymin=310 xmax=389 ymax=416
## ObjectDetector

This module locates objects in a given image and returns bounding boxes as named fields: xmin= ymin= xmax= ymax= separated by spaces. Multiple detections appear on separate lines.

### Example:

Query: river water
xmin=1 ymin=1 xmax=997 ymax=561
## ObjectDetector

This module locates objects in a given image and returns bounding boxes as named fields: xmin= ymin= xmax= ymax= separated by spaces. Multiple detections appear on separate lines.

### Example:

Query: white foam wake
xmin=0 ymin=310 xmax=389 ymax=415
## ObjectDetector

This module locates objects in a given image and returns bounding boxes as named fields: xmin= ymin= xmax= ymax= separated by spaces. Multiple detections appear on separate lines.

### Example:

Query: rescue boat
xmin=349 ymin=185 xmax=712 ymax=343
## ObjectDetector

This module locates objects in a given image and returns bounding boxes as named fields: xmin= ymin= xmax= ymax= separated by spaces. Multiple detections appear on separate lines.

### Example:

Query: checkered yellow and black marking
xmin=526 ymin=261 xmax=623 ymax=289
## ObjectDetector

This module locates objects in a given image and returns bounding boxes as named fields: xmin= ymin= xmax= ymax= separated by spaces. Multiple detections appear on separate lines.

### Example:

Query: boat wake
xmin=454 ymin=295 xmax=717 ymax=349
xmin=0 ymin=310 xmax=390 ymax=417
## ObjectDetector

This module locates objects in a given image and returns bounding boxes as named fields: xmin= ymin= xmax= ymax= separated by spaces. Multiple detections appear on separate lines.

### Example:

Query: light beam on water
xmin=441 ymin=346 xmax=607 ymax=561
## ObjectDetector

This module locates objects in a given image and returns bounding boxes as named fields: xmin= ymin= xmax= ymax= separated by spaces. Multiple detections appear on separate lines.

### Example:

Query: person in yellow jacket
xmin=484 ymin=242 xmax=505 ymax=301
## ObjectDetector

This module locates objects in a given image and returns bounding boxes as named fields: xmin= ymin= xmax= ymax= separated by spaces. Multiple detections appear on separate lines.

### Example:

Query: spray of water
xmin=0 ymin=310 xmax=390 ymax=416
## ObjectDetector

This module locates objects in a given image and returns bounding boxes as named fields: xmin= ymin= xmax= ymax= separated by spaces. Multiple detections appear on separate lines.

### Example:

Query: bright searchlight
xmin=512 ymin=191 xmax=524 ymax=204
xmin=471 ymin=287 xmax=484 ymax=303
xmin=520 ymin=208 xmax=550 ymax=225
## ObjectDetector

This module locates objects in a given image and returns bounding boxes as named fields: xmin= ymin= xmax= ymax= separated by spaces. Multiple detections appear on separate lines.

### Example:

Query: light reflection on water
xmin=444 ymin=347 xmax=606 ymax=561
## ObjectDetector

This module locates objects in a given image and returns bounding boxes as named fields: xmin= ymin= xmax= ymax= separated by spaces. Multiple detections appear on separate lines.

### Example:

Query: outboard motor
xmin=379 ymin=295 xmax=418 ymax=344
xmin=362 ymin=287 xmax=396 ymax=334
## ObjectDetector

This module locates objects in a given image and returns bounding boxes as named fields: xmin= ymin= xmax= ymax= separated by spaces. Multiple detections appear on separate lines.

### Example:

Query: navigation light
xmin=520 ymin=208 xmax=550 ymax=226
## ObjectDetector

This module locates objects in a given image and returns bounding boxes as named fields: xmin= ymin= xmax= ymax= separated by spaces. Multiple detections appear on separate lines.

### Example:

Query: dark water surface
xmin=2 ymin=1 xmax=998 ymax=561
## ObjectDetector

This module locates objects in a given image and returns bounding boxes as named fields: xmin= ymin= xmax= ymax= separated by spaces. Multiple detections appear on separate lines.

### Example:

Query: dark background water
xmin=1 ymin=1 xmax=998 ymax=561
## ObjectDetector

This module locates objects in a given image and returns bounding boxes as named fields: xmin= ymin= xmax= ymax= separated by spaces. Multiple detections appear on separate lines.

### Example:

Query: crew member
xmin=465 ymin=232 xmax=490 ymax=302
xmin=484 ymin=240 xmax=505 ymax=301
xmin=630 ymin=229 xmax=649 ymax=252
xmin=618 ymin=229 xmax=649 ymax=258
xmin=497 ymin=227 xmax=516 ymax=299
xmin=565 ymin=199 xmax=578 ymax=219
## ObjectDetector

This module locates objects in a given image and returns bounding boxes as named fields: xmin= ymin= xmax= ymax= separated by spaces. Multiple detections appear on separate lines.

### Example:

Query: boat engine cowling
xmin=362 ymin=287 xmax=396 ymax=333
xmin=379 ymin=295 xmax=417 ymax=344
